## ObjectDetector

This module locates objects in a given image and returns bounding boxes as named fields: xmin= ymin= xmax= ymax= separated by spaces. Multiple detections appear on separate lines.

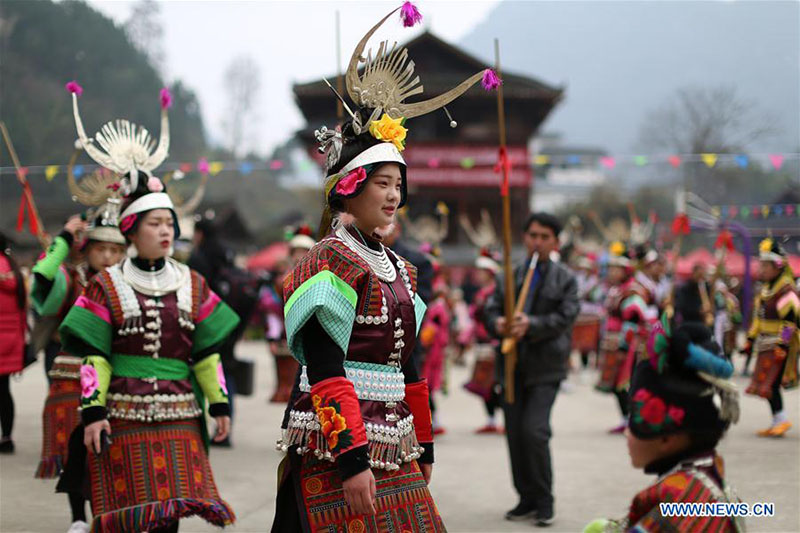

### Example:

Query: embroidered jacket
xmin=587 ymin=453 xmax=742 ymax=533
xmin=277 ymin=228 xmax=431 ymax=473
xmin=747 ymin=272 xmax=800 ymax=389
xmin=59 ymin=258 xmax=239 ymax=426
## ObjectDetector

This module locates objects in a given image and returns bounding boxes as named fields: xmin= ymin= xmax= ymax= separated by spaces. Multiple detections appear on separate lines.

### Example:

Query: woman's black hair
xmin=327 ymin=108 xmax=384 ymax=176
xmin=119 ymin=170 xmax=180 ymax=240
xmin=0 ymin=232 xmax=25 ymax=310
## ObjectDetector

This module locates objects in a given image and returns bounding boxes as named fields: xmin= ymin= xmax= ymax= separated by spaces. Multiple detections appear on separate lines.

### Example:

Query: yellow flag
xmin=534 ymin=155 xmax=550 ymax=166
xmin=209 ymin=161 xmax=224 ymax=176
xmin=45 ymin=165 xmax=59 ymax=181
xmin=436 ymin=201 xmax=450 ymax=215
xmin=711 ymin=206 xmax=721 ymax=218
xmin=701 ymin=153 xmax=718 ymax=168
xmin=761 ymin=206 xmax=770 ymax=218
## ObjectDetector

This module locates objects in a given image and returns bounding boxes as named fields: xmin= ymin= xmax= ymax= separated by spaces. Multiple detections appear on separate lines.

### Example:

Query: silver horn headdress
xmin=66 ymin=81 xmax=171 ymax=193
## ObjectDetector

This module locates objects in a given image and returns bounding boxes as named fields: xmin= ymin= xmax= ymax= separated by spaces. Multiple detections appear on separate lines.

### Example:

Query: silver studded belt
xmin=299 ymin=361 xmax=405 ymax=403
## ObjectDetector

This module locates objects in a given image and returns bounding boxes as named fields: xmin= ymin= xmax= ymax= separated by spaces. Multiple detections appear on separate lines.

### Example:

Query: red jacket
xmin=0 ymin=255 xmax=25 ymax=375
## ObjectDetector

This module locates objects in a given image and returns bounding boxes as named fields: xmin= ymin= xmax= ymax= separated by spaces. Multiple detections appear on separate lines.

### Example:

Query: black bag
xmin=232 ymin=358 xmax=255 ymax=397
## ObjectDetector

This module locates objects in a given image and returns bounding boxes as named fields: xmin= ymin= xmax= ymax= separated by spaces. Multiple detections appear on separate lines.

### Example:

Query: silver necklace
xmin=335 ymin=225 xmax=396 ymax=282
xmin=121 ymin=257 xmax=189 ymax=297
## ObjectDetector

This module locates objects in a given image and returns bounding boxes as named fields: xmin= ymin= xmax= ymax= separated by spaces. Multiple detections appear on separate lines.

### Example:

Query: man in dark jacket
xmin=485 ymin=212 xmax=579 ymax=527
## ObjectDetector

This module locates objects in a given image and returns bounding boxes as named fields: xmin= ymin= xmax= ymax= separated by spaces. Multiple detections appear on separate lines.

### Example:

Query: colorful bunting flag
xmin=634 ymin=155 xmax=648 ymax=167
xmin=534 ymin=155 xmax=549 ymax=166
xmin=701 ymin=153 xmax=718 ymax=168
xmin=599 ymin=156 xmax=615 ymax=169
xmin=768 ymin=154 xmax=784 ymax=170
xmin=45 ymin=165 xmax=59 ymax=181
xmin=208 ymin=161 xmax=224 ymax=176
xmin=668 ymin=155 xmax=681 ymax=168
xmin=460 ymin=157 xmax=476 ymax=169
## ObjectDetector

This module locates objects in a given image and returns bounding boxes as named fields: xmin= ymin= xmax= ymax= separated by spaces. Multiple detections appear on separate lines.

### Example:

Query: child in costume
xmin=58 ymin=82 xmax=238 ymax=533
xmin=271 ymin=4 xmax=500 ymax=531
xmin=596 ymin=242 xmax=640 ymax=433
xmin=743 ymin=238 xmax=798 ymax=437
xmin=32 ymin=157 xmax=126 ymax=533
xmin=464 ymin=249 xmax=503 ymax=433
xmin=585 ymin=316 xmax=743 ymax=532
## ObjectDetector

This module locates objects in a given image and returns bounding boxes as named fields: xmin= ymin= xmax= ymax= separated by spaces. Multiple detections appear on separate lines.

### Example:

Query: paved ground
xmin=1 ymin=340 xmax=797 ymax=532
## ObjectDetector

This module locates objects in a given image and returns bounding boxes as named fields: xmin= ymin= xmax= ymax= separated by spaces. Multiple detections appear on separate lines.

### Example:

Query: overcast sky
xmin=86 ymin=0 xmax=499 ymax=156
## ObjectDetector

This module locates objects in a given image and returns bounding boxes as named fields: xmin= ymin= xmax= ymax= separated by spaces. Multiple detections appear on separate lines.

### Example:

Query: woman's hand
xmin=420 ymin=463 xmax=433 ymax=485
xmin=84 ymin=419 xmax=111 ymax=454
xmin=342 ymin=468 xmax=376 ymax=515
xmin=63 ymin=215 xmax=87 ymax=239
xmin=213 ymin=416 xmax=231 ymax=442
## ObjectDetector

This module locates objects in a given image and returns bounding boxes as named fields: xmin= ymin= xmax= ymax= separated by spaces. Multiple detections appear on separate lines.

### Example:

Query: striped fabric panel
xmin=285 ymin=270 xmax=357 ymax=364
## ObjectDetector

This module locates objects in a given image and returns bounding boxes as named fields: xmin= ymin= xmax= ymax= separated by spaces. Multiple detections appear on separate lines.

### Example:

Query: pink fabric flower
xmin=147 ymin=176 xmax=164 ymax=192
xmin=65 ymin=80 xmax=83 ymax=96
xmin=335 ymin=167 xmax=368 ymax=196
xmin=159 ymin=87 xmax=173 ymax=109
xmin=217 ymin=363 xmax=228 ymax=396
xmin=632 ymin=388 xmax=652 ymax=402
xmin=120 ymin=214 xmax=138 ymax=233
xmin=667 ymin=406 xmax=685 ymax=426
xmin=80 ymin=365 xmax=99 ymax=398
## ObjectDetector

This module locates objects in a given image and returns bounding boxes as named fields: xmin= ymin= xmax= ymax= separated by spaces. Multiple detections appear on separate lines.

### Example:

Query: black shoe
xmin=535 ymin=510 xmax=555 ymax=527
xmin=0 ymin=438 xmax=14 ymax=454
xmin=504 ymin=502 xmax=537 ymax=521
xmin=209 ymin=437 xmax=232 ymax=448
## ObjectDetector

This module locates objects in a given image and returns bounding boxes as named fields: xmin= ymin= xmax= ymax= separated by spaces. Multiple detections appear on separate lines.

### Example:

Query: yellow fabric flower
xmin=610 ymin=241 xmax=625 ymax=257
xmin=759 ymin=238 xmax=773 ymax=253
xmin=369 ymin=114 xmax=407 ymax=151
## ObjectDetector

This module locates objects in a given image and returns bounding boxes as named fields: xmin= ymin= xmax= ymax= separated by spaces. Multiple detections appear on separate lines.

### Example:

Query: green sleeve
xmin=80 ymin=355 xmax=113 ymax=409
xmin=192 ymin=353 xmax=229 ymax=405
xmin=31 ymin=268 xmax=69 ymax=316
xmin=32 ymin=235 xmax=70 ymax=280
xmin=192 ymin=300 xmax=240 ymax=355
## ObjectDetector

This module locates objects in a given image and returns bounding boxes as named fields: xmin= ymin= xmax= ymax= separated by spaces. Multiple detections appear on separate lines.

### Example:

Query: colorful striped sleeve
xmin=59 ymin=278 xmax=113 ymax=357
xmin=622 ymin=293 xmax=649 ymax=323
xmin=283 ymin=246 xmax=359 ymax=365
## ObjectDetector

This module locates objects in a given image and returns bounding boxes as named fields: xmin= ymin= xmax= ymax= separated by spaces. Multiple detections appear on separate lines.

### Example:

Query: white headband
xmin=328 ymin=142 xmax=406 ymax=181
xmin=87 ymin=226 xmax=126 ymax=245
xmin=475 ymin=256 xmax=499 ymax=273
xmin=289 ymin=234 xmax=316 ymax=251
xmin=759 ymin=251 xmax=785 ymax=264
xmin=119 ymin=192 xmax=174 ymax=221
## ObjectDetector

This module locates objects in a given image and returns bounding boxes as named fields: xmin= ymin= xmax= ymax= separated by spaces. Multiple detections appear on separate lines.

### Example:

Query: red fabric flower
xmin=120 ymin=214 xmax=137 ymax=233
xmin=667 ymin=406 xmax=685 ymax=426
xmin=640 ymin=397 xmax=666 ymax=425
xmin=335 ymin=167 xmax=368 ymax=196
xmin=632 ymin=388 xmax=652 ymax=402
